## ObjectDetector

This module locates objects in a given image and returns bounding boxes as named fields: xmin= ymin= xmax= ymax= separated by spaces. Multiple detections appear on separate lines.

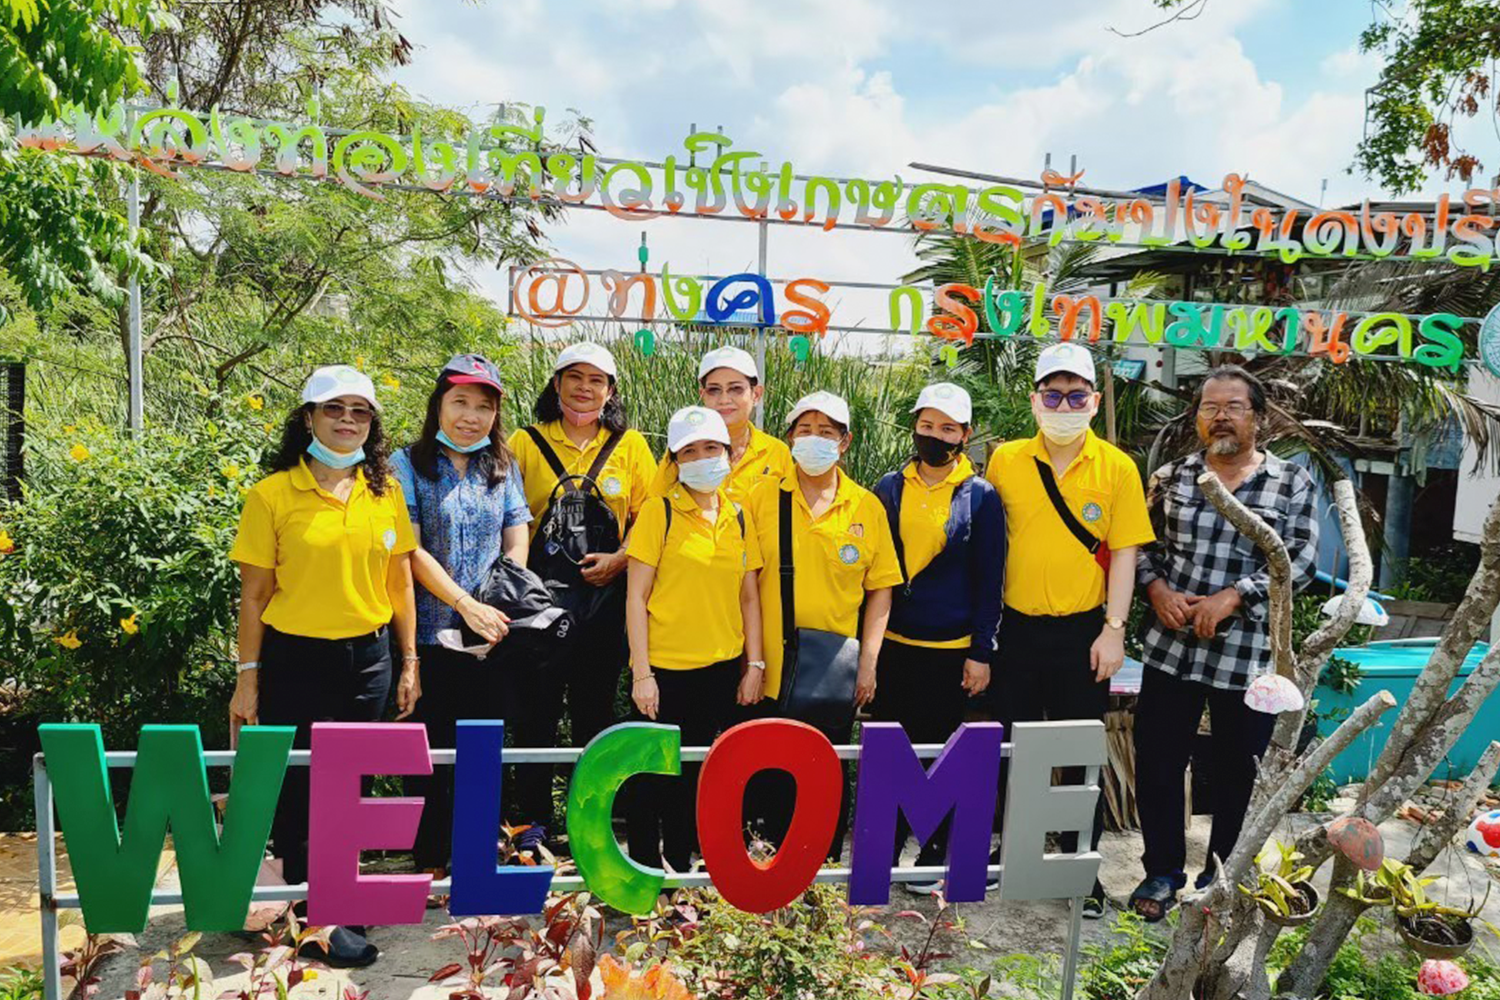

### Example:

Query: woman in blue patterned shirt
xmin=391 ymin=354 xmax=532 ymax=883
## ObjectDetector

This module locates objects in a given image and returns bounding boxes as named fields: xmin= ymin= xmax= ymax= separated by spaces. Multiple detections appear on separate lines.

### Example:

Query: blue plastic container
xmin=1313 ymin=639 xmax=1494 ymax=783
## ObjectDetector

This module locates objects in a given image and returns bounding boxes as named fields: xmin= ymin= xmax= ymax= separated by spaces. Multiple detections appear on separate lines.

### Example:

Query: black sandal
xmin=1129 ymin=875 xmax=1180 ymax=923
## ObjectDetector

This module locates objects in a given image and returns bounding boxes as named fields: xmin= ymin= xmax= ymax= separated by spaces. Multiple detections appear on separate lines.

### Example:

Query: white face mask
xmin=678 ymin=454 xmax=732 ymax=493
xmin=791 ymin=436 xmax=841 ymax=476
xmin=1037 ymin=409 xmax=1093 ymax=446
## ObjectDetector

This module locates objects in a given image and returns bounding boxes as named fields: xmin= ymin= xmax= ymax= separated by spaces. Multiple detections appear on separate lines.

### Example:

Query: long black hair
xmin=532 ymin=370 xmax=629 ymax=434
xmin=408 ymin=376 xmax=514 ymax=488
xmin=267 ymin=402 xmax=394 ymax=497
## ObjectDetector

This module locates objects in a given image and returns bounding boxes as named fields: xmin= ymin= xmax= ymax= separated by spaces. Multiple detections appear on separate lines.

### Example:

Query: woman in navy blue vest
xmin=391 ymin=355 xmax=532 ymax=883
xmin=872 ymin=382 xmax=1006 ymax=894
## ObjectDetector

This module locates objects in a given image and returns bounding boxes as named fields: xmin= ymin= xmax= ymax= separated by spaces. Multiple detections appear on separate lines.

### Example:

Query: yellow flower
xmin=263 ymin=422 xmax=275 ymax=434
xmin=381 ymin=374 xmax=400 ymax=390
xmin=246 ymin=394 xmax=264 ymax=411
xmin=222 ymin=462 xmax=241 ymax=480
xmin=68 ymin=443 xmax=90 ymax=462
xmin=63 ymin=424 xmax=77 ymax=434
xmin=119 ymin=613 xmax=139 ymax=635
xmin=54 ymin=630 xmax=82 ymax=650
xmin=355 ymin=355 xmax=366 ymax=371
xmin=0 ymin=529 xmax=12 ymax=554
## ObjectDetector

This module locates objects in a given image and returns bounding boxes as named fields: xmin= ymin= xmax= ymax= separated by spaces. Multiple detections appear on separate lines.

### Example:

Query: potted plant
xmin=1239 ymin=841 xmax=1320 ymax=927
xmin=1342 ymin=859 xmax=1496 ymax=959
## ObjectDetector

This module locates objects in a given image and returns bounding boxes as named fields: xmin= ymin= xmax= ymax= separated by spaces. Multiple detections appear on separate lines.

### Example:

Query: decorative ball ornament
xmin=1326 ymin=816 xmax=1384 ymax=871
xmin=1464 ymin=809 xmax=1500 ymax=858
xmin=1417 ymin=959 xmax=1470 ymax=995
xmin=1243 ymin=673 xmax=1305 ymax=715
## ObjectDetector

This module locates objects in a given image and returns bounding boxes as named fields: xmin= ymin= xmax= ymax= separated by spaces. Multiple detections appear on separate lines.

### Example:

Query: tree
xmin=1137 ymin=481 xmax=1500 ymax=1000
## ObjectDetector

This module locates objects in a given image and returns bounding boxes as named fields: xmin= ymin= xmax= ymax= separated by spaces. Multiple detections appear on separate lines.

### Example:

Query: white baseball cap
xmin=302 ymin=365 xmax=379 ymax=408
xmin=911 ymin=382 xmax=972 ymax=425
xmin=666 ymin=405 xmax=732 ymax=453
xmin=1035 ymin=342 xmax=1096 ymax=386
xmin=785 ymin=391 xmax=851 ymax=431
xmin=553 ymin=341 xmax=618 ymax=378
xmin=698 ymin=345 xmax=758 ymax=381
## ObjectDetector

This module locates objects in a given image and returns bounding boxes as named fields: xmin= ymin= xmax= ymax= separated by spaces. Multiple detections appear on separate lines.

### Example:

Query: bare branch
xmin=1198 ymin=470 xmax=1294 ymax=679
xmin=1408 ymin=740 xmax=1500 ymax=869
xmin=1297 ymin=479 xmax=1372 ymax=674
xmin=1108 ymin=0 xmax=1210 ymax=38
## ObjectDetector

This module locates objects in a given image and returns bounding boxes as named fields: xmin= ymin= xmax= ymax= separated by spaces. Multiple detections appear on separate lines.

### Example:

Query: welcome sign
xmin=37 ymin=718 xmax=1104 ymax=932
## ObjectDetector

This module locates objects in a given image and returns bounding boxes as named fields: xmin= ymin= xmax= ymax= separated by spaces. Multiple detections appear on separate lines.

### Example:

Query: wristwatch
xmin=747 ymin=660 xmax=767 ymax=671
xmin=1104 ymin=615 xmax=1126 ymax=631
xmin=237 ymin=660 xmax=260 ymax=673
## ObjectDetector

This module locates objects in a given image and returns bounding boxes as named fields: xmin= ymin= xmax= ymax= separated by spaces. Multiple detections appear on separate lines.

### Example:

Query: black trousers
xmin=625 ymin=658 xmax=740 ymax=873
xmin=506 ymin=596 xmax=629 ymax=832
xmin=1134 ymin=666 xmax=1275 ymax=880
xmin=989 ymin=606 xmax=1109 ymax=854
xmin=257 ymin=625 xmax=391 ymax=887
xmin=405 ymin=644 xmax=508 ymax=870
xmin=871 ymin=640 xmax=969 ymax=867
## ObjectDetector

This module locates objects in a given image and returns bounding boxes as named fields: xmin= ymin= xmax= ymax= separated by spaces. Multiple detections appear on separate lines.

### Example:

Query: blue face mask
xmin=307 ymin=436 xmax=365 ymax=469
xmin=436 ymin=428 xmax=490 ymax=454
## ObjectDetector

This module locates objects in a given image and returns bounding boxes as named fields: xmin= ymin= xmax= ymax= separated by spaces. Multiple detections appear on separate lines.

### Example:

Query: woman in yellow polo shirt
xmin=871 ymin=382 xmax=1006 ymax=894
xmin=649 ymin=345 xmax=793 ymax=505
xmin=508 ymin=342 xmax=657 ymax=810
xmin=228 ymin=365 xmax=418 ymax=969
xmin=625 ymin=405 xmax=764 ymax=873
xmin=746 ymin=390 xmax=902 ymax=853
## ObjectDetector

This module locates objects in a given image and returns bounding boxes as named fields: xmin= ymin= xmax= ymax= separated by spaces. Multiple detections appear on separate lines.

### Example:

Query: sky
xmin=382 ymin=0 xmax=1437 ymax=340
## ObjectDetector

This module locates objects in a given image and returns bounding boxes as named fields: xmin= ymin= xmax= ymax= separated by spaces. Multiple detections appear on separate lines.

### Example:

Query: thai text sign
xmin=39 ymin=719 xmax=1104 ymax=931
xmin=22 ymin=103 xmax=1500 ymax=268
xmin=509 ymin=259 xmax=1470 ymax=369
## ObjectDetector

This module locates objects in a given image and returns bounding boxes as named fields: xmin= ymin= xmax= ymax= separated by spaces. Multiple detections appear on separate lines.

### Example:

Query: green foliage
xmin=0 ymin=965 xmax=41 ymax=1000
xmin=1301 ymin=768 xmax=1340 ymax=812
xmin=0 ymin=0 xmax=173 ymax=124
xmin=1356 ymin=0 xmax=1500 ymax=192
xmin=1241 ymin=841 xmax=1316 ymax=918
xmin=0 ymin=386 xmax=272 ymax=752
xmin=1076 ymin=912 xmax=1169 ymax=1000
xmin=1387 ymin=543 xmax=1484 ymax=604
xmin=1271 ymin=918 xmax=1500 ymax=999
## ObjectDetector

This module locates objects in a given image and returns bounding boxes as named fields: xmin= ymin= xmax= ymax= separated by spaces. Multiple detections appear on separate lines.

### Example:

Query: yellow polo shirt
xmin=509 ymin=422 xmax=658 ymax=538
xmin=627 ymin=486 xmax=764 ymax=671
xmin=748 ymin=473 xmax=904 ymax=697
xmin=886 ymin=456 xmax=976 ymax=650
xmin=230 ymin=459 xmax=417 ymax=640
xmin=650 ymin=424 xmax=793 ymax=507
xmin=985 ymin=430 xmax=1154 ymax=616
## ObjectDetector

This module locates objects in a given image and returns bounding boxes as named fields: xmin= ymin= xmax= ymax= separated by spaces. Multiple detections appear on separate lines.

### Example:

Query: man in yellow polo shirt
xmin=986 ymin=342 xmax=1154 ymax=918
xmin=650 ymin=346 xmax=793 ymax=505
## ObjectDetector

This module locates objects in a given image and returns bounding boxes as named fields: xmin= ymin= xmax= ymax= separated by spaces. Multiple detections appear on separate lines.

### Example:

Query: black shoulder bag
xmin=1032 ymin=457 xmax=1111 ymax=571
xmin=775 ymin=488 xmax=862 ymax=742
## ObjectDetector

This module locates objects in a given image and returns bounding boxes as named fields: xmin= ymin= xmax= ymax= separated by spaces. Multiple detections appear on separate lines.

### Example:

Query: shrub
xmin=0 ymin=391 xmax=274 ymax=758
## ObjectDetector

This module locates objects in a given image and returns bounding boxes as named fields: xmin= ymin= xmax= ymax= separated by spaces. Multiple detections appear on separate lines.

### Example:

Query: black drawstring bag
xmin=458 ymin=555 xmax=576 ymax=650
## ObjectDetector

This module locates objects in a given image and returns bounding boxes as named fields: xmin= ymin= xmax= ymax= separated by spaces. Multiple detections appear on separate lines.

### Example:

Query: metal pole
xmin=34 ymin=755 xmax=62 ymax=1000
xmin=1060 ymin=895 xmax=1085 ymax=1000
xmin=755 ymin=210 xmax=768 ymax=429
xmin=126 ymin=148 xmax=143 ymax=433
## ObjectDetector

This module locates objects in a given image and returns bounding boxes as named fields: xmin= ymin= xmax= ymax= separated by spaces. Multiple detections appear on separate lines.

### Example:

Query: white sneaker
xmin=904 ymin=879 xmax=944 ymax=896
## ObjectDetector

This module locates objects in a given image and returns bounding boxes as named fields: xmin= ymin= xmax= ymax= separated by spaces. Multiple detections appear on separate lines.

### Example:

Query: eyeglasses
xmin=1198 ymin=402 xmax=1252 ymax=419
xmin=1040 ymin=390 xmax=1093 ymax=411
xmin=318 ymin=401 xmax=375 ymax=423
xmin=703 ymin=384 xmax=752 ymax=401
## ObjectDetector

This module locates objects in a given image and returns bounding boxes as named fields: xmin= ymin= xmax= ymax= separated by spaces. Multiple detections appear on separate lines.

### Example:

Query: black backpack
xmin=522 ymin=426 xmax=625 ymax=621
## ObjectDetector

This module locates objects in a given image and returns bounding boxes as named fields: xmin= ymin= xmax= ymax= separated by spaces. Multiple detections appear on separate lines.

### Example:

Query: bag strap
xmin=523 ymin=426 xmax=569 ymax=484
xmin=884 ymin=470 xmax=910 ymax=592
xmin=584 ymin=429 xmax=622 ymax=483
xmin=1033 ymin=457 xmax=1102 ymax=555
xmin=778 ymin=487 xmax=796 ymax=648
xmin=661 ymin=495 xmax=672 ymax=545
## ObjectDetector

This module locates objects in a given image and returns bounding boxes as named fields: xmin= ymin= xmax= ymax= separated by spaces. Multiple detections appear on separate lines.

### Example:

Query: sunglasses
xmin=317 ymin=401 xmax=375 ymax=424
xmin=1040 ymin=390 xmax=1093 ymax=411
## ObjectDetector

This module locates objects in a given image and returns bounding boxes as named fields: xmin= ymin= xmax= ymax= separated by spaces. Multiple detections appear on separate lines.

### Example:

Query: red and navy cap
xmin=441 ymin=354 xmax=503 ymax=394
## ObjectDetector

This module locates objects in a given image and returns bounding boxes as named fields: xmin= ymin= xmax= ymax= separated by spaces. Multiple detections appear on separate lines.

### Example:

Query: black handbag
xmin=459 ymin=554 xmax=576 ymax=648
xmin=776 ymin=487 xmax=861 ymax=742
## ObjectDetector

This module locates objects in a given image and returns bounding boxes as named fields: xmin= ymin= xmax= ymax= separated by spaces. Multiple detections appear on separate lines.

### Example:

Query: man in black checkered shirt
xmin=1127 ymin=365 xmax=1320 ymax=922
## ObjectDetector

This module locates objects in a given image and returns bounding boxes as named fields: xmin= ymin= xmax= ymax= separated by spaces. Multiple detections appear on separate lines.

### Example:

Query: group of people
xmin=227 ymin=339 xmax=1319 ymax=967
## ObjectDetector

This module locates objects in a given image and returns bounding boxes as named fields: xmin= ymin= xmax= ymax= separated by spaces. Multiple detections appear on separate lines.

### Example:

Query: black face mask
xmin=913 ymin=432 xmax=961 ymax=467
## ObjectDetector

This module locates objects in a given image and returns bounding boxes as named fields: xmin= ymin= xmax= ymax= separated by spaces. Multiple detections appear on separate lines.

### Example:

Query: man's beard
xmin=1207 ymin=432 xmax=1244 ymax=456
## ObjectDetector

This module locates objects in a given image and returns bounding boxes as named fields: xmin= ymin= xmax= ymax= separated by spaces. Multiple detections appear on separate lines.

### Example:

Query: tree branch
xmin=1197 ymin=470 xmax=1295 ymax=680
